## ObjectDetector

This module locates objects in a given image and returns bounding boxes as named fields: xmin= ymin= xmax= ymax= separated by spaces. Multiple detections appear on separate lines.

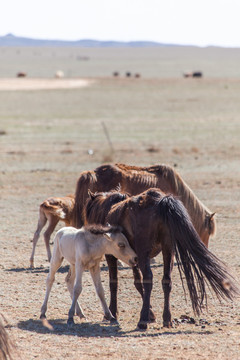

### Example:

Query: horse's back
xmin=57 ymin=227 xmax=79 ymax=263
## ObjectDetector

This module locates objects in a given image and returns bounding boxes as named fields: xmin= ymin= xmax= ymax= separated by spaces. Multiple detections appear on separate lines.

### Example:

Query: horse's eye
xmin=118 ymin=243 xmax=125 ymax=249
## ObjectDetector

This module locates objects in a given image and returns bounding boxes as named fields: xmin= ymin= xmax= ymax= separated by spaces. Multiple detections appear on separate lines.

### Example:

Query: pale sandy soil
xmin=0 ymin=78 xmax=94 ymax=91
xmin=0 ymin=77 xmax=239 ymax=360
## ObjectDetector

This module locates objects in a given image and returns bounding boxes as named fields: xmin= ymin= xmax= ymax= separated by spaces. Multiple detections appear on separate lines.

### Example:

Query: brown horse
xmin=30 ymin=195 xmax=75 ymax=268
xmin=84 ymin=189 xmax=238 ymax=329
xmin=73 ymin=163 xmax=216 ymax=247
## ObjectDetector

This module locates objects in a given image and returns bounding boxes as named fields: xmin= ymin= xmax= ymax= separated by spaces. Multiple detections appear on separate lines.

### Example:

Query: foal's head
xmin=104 ymin=227 xmax=137 ymax=268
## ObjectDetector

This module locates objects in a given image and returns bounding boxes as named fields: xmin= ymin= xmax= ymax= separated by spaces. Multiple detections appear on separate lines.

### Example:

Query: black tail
xmin=158 ymin=195 xmax=239 ymax=315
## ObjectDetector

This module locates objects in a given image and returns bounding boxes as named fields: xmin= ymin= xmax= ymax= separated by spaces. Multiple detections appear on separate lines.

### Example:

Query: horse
xmin=40 ymin=225 xmax=137 ymax=326
xmin=84 ymin=189 xmax=238 ymax=329
xmin=30 ymin=195 xmax=75 ymax=268
xmin=73 ymin=163 xmax=216 ymax=248
xmin=183 ymin=71 xmax=203 ymax=78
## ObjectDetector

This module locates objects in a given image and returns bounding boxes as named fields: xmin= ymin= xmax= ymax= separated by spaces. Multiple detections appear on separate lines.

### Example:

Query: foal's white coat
xmin=40 ymin=226 xmax=137 ymax=325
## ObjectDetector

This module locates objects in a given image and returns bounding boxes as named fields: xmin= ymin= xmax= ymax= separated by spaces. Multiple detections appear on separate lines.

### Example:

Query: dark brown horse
xmin=84 ymin=189 xmax=238 ymax=329
xmin=73 ymin=163 xmax=216 ymax=247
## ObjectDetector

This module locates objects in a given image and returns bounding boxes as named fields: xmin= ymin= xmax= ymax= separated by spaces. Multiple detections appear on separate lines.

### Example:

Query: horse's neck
xmin=171 ymin=174 xmax=210 ymax=234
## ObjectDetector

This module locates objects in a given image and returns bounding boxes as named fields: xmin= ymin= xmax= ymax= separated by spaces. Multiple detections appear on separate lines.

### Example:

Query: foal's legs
xmin=40 ymin=243 xmax=64 ymax=319
xmin=30 ymin=209 xmax=47 ymax=268
xmin=162 ymin=249 xmax=174 ymax=328
xmin=65 ymin=265 xmax=85 ymax=319
xmin=90 ymin=263 xmax=116 ymax=322
xmin=67 ymin=261 xmax=84 ymax=325
xmin=137 ymin=253 xmax=153 ymax=330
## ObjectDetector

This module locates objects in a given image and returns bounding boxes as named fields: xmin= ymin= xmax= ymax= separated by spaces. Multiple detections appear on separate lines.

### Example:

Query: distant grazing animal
xmin=126 ymin=72 xmax=131 ymax=77
xmin=183 ymin=71 xmax=203 ymax=78
xmin=40 ymin=225 xmax=137 ymax=325
xmin=55 ymin=70 xmax=64 ymax=78
xmin=16 ymin=72 xmax=27 ymax=78
xmin=85 ymin=189 xmax=238 ymax=329
xmin=30 ymin=195 xmax=75 ymax=268
xmin=135 ymin=73 xmax=141 ymax=78
xmin=113 ymin=71 xmax=119 ymax=77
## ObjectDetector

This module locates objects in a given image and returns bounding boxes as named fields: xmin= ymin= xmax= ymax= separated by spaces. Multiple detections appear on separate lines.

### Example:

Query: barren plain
xmin=0 ymin=47 xmax=240 ymax=359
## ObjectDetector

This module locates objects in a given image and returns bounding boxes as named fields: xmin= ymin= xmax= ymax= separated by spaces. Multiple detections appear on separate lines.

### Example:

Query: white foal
xmin=40 ymin=225 xmax=137 ymax=325
xmin=30 ymin=195 xmax=74 ymax=268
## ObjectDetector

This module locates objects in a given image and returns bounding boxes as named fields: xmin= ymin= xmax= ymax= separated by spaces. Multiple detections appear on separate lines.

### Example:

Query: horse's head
xmin=104 ymin=230 xmax=137 ymax=268
xmin=202 ymin=212 xmax=216 ymax=247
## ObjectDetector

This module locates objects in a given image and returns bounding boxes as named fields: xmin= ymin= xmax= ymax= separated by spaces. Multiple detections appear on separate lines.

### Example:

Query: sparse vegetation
xmin=0 ymin=47 xmax=240 ymax=359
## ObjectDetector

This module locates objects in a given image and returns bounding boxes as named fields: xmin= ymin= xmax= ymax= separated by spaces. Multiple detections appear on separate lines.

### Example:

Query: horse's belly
xmin=150 ymin=243 xmax=162 ymax=258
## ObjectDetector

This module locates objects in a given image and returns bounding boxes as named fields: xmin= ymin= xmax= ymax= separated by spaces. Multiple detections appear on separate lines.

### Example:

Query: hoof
xmin=137 ymin=321 xmax=148 ymax=330
xmin=67 ymin=318 xmax=74 ymax=326
xmin=163 ymin=321 xmax=172 ymax=328
xmin=110 ymin=317 xmax=119 ymax=325
xmin=40 ymin=314 xmax=46 ymax=320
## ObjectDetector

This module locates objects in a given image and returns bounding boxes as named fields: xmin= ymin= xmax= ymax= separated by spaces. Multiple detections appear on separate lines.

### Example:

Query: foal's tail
xmin=41 ymin=200 xmax=67 ymax=220
xmin=158 ymin=195 xmax=239 ymax=315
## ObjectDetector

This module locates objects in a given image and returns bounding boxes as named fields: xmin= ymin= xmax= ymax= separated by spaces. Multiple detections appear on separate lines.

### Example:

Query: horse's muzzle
xmin=129 ymin=256 xmax=138 ymax=267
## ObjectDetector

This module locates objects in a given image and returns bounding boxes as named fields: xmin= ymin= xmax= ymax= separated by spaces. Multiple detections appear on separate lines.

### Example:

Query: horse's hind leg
xmin=40 ymin=238 xmax=64 ymax=319
xmin=90 ymin=264 xmax=116 ymax=323
xmin=161 ymin=248 xmax=174 ymax=328
xmin=43 ymin=215 xmax=59 ymax=263
xmin=65 ymin=266 xmax=85 ymax=319
xmin=30 ymin=208 xmax=47 ymax=268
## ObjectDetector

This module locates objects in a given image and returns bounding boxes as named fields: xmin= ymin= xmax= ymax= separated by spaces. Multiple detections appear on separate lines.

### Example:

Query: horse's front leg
xmin=90 ymin=264 xmax=117 ymax=323
xmin=105 ymin=254 xmax=118 ymax=319
xmin=137 ymin=255 xmax=153 ymax=330
xmin=162 ymin=249 xmax=174 ymax=328
xmin=132 ymin=266 xmax=156 ymax=322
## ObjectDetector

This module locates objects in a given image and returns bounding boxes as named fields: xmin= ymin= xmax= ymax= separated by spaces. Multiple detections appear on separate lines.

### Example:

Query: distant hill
xmin=0 ymin=33 xmax=179 ymax=47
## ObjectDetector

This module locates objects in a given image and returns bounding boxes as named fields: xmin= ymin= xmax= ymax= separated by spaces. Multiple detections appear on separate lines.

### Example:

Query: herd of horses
xmin=32 ymin=163 xmax=238 ymax=330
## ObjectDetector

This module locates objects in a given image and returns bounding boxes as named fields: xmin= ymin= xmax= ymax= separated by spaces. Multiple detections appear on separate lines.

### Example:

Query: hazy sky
xmin=1 ymin=0 xmax=240 ymax=47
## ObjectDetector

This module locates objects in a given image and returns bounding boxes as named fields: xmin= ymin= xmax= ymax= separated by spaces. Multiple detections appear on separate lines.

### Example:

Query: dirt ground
xmin=0 ymin=77 xmax=240 ymax=360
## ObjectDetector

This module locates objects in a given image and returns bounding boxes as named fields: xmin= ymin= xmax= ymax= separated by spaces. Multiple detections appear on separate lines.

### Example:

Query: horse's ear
xmin=88 ymin=189 xmax=95 ymax=200
xmin=209 ymin=212 xmax=216 ymax=221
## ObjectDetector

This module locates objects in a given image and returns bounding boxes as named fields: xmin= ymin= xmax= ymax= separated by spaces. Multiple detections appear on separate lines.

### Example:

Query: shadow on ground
xmin=17 ymin=318 xmax=213 ymax=338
